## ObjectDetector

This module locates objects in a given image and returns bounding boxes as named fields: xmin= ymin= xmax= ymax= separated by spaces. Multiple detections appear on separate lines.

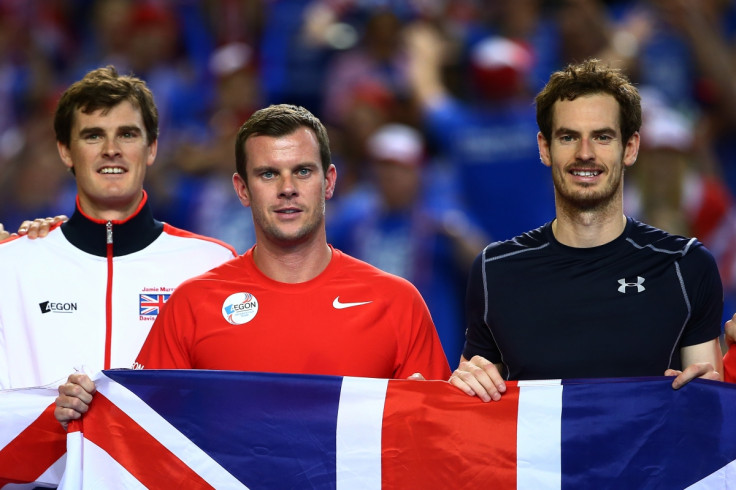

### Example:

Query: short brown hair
xmin=234 ymin=104 xmax=331 ymax=182
xmin=54 ymin=65 xmax=159 ymax=147
xmin=535 ymin=59 xmax=641 ymax=144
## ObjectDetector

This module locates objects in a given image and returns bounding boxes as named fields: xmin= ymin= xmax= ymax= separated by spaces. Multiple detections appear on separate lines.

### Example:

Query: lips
xmin=275 ymin=208 xmax=301 ymax=215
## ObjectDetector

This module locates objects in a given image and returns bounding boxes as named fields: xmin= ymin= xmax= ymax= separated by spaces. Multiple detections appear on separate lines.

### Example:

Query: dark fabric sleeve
xmin=462 ymin=250 xmax=502 ymax=364
xmin=680 ymin=244 xmax=724 ymax=347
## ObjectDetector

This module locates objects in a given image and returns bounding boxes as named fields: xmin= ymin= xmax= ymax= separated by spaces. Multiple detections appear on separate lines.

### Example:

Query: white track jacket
xmin=0 ymin=194 xmax=236 ymax=388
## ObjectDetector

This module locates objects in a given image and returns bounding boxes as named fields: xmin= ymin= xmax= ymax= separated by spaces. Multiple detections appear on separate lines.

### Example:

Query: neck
xmin=252 ymin=238 xmax=333 ymax=284
xmin=78 ymin=192 xmax=144 ymax=222
xmin=552 ymin=208 xmax=627 ymax=248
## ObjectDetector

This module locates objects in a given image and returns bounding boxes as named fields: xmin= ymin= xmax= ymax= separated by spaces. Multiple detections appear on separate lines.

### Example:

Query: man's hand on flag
xmin=448 ymin=355 xmax=506 ymax=402
xmin=55 ymin=373 xmax=96 ymax=430
xmin=666 ymin=362 xmax=720 ymax=389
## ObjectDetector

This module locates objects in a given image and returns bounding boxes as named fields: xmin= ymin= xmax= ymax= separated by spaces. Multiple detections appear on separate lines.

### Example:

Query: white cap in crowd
xmin=366 ymin=123 xmax=424 ymax=166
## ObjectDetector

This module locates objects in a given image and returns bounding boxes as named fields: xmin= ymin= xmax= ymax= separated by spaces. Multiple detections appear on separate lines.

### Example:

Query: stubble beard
xmin=254 ymin=197 xmax=327 ymax=246
xmin=553 ymin=164 xmax=625 ymax=214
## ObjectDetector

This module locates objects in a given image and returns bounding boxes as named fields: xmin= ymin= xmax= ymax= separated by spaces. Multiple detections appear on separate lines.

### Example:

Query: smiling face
xmin=58 ymin=100 xmax=157 ymax=220
xmin=538 ymin=93 xmax=639 ymax=214
xmin=232 ymin=127 xmax=336 ymax=248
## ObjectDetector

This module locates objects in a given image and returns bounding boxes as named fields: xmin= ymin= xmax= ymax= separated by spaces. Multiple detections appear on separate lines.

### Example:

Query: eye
xmin=261 ymin=170 xmax=275 ymax=179
xmin=297 ymin=167 xmax=312 ymax=177
xmin=120 ymin=129 xmax=142 ymax=139
xmin=559 ymin=134 xmax=574 ymax=143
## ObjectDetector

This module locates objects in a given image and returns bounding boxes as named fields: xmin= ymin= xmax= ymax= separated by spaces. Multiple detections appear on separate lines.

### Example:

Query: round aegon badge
xmin=222 ymin=292 xmax=259 ymax=325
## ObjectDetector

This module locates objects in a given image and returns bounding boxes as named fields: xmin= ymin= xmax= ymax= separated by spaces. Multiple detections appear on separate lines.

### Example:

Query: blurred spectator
xmin=203 ymin=0 xmax=264 ymax=47
xmin=70 ymin=1 xmax=216 ymax=157
xmin=326 ymin=79 xmax=401 ymax=197
xmin=148 ymin=41 xmax=262 ymax=253
xmin=259 ymin=0 xmax=334 ymax=112
xmin=405 ymin=22 xmax=555 ymax=241
xmin=328 ymin=123 xmax=487 ymax=364
xmin=316 ymin=6 xmax=422 ymax=196
xmin=321 ymin=8 xmax=411 ymax=125
xmin=641 ymin=0 xmax=736 ymax=201
xmin=72 ymin=0 xmax=134 ymax=72
xmin=625 ymin=88 xmax=696 ymax=236
xmin=123 ymin=3 xmax=196 ymax=133
xmin=0 ymin=115 xmax=75 ymax=232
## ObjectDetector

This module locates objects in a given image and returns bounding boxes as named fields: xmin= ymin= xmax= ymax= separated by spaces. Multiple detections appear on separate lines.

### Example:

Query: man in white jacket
xmin=0 ymin=65 xmax=236 ymax=389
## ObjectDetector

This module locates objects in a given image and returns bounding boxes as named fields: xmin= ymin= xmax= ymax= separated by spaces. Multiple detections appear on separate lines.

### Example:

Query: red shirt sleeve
xmin=391 ymin=284 xmax=452 ymax=380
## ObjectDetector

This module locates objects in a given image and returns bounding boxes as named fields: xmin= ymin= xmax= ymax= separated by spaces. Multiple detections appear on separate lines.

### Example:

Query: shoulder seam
xmin=483 ymin=242 xmax=550 ymax=263
xmin=161 ymin=223 xmax=237 ymax=256
xmin=625 ymin=237 xmax=694 ymax=257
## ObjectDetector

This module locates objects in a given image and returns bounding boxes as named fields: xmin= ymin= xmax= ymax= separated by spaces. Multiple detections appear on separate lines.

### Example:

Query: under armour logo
xmin=618 ymin=276 xmax=645 ymax=293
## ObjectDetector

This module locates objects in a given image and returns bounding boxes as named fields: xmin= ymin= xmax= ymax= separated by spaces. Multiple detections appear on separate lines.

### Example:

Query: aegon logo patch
xmin=39 ymin=301 xmax=78 ymax=314
xmin=222 ymin=292 xmax=259 ymax=325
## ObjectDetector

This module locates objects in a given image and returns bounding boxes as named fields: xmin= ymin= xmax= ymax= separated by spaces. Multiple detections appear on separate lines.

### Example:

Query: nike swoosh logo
xmin=333 ymin=297 xmax=373 ymax=309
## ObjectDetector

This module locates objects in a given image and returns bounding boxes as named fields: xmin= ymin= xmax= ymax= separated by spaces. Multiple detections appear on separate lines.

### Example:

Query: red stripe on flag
xmin=83 ymin=393 xmax=214 ymax=489
xmin=0 ymin=403 xmax=66 ymax=486
xmin=381 ymin=380 xmax=520 ymax=489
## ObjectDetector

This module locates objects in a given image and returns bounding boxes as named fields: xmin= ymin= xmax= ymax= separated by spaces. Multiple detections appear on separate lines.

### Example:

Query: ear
xmin=537 ymin=132 xmax=552 ymax=168
xmin=324 ymin=164 xmax=337 ymax=200
xmin=233 ymin=172 xmax=251 ymax=208
xmin=623 ymin=131 xmax=639 ymax=168
xmin=57 ymin=141 xmax=74 ymax=171
xmin=146 ymin=139 xmax=158 ymax=167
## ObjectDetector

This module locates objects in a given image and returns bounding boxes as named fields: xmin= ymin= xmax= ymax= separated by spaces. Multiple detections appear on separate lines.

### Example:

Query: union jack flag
xmin=1 ymin=373 xmax=736 ymax=488
xmin=138 ymin=294 xmax=170 ymax=316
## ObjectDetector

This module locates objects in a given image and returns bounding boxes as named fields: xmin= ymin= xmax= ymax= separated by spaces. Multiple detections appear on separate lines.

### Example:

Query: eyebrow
xmin=117 ymin=125 xmax=143 ymax=134
xmin=77 ymin=125 xmax=143 ymax=137
xmin=553 ymin=127 xmax=578 ymax=137
xmin=251 ymin=161 xmax=320 ymax=173
xmin=553 ymin=126 xmax=617 ymax=137
xmin=77 ymin=127 xmax=103 ymax=138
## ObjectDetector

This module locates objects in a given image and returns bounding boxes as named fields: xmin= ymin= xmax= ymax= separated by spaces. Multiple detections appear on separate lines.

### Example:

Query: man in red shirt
xmin=55 ymin=104 xmax=450 ymax=428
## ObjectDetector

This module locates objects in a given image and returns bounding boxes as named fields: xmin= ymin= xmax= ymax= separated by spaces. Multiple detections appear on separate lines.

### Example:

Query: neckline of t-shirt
xmin=545 ymin=217 xmax=632 ymax=256
xmin=242 ymin=245 xmax=338 ymax=290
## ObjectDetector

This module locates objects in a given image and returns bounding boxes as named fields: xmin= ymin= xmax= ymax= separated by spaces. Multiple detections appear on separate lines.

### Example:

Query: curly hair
xmin=535 ymin=59 xmax=641 ymax=144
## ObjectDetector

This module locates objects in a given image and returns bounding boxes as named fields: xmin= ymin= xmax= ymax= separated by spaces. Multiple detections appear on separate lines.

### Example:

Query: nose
xmin=278 ymin=173 xmax=298 ymax=198
xmin=576 ymin=137 xmax=594 ymax=161
xmin=101 ymin=138 xmax=121 ymax=158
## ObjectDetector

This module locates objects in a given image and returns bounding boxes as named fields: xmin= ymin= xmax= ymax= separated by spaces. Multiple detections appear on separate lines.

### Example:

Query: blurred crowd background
xmin=2 ymin=0 xmax=736 ymax=360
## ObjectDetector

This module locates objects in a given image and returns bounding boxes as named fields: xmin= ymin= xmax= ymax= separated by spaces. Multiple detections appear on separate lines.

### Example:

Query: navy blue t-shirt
xmin=463 ymin=218 xmax=723 ymax=380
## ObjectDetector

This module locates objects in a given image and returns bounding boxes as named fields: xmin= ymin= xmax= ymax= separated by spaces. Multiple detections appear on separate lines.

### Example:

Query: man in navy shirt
xmin=451 ymin=59 xmax=724 ymax=402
